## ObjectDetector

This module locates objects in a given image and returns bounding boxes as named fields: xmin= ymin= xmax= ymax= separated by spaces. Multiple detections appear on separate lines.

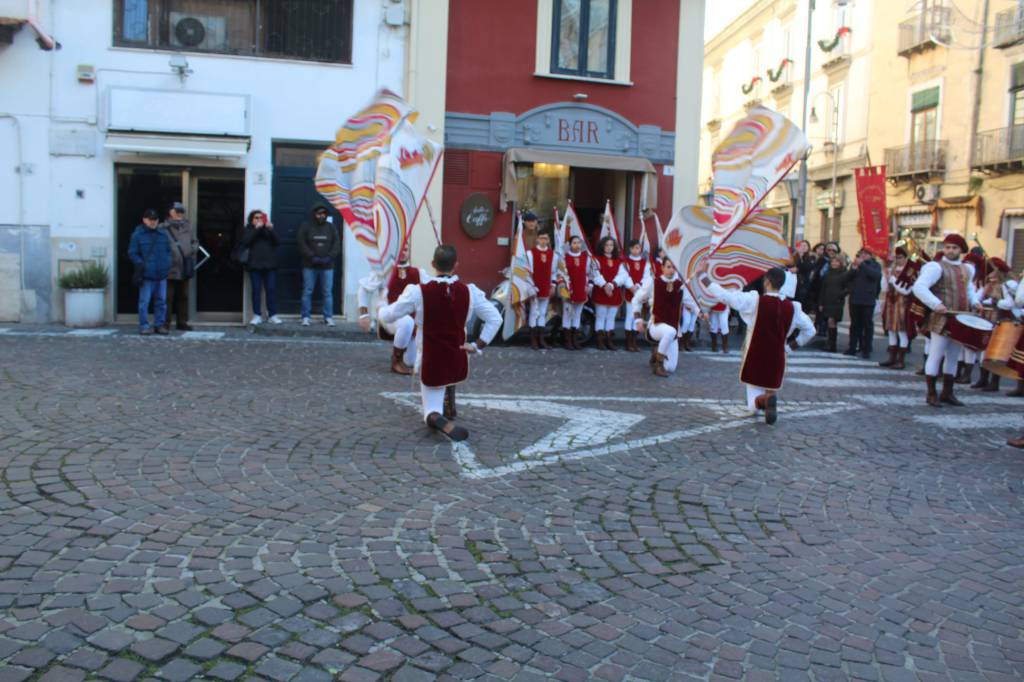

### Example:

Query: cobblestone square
xmin=0 ymin=330 xmax=1022 ymax=681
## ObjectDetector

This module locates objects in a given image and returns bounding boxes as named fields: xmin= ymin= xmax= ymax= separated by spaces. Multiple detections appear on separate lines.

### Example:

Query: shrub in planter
xmin=59 ymin=262 xmax=109 ymax=328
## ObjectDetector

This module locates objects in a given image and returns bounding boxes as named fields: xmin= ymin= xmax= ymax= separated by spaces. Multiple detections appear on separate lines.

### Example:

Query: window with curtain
xmin=551 ymin=0 xmax=617 ymax=79
xmin=113 ymin=0 xmax=353 ymax=64
xmin=910 ymin=86 xmax=939 ymax=168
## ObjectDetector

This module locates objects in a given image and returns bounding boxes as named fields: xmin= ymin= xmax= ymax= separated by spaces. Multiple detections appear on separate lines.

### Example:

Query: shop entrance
xmin=115 ymin=165 xmax=245 ymax=322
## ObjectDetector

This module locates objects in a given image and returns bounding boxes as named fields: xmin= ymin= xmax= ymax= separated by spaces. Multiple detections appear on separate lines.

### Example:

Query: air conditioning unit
xmin=169 ymin=12 xmax=228 ymax=51
xmin=915 ymin=183 xmax=941 ymax=204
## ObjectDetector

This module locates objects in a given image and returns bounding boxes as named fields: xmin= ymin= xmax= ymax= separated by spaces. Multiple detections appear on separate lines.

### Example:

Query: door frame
xmin=188 ymin=168 xmax=247 ymax=323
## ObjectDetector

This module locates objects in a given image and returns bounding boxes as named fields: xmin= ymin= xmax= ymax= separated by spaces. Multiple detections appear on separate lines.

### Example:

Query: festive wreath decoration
xmin=767 ymin=58 xmax=793 ymax=83
xmin=818 ymin=26 xmax=851 ymax=53
xmin=741 ymin=76 xmax=762 ymax=95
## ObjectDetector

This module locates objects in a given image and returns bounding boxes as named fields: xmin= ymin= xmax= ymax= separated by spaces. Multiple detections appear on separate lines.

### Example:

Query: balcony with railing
xmin=898 ymin=6 xmax=952 ymax=57
xmin=974 ymin=125 xmax=1024 ymax=171
xmin=994 ymin=9 xmax=1024 ymax=49
xmin=884 ymin=141 xmax=948 ymax=180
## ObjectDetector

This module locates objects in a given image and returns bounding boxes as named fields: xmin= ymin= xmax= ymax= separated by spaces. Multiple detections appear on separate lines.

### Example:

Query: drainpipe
xmin=967 ymin=0 xmax=990 ymax=172
xmin=26 ymin=0 xmax=58 ymax=50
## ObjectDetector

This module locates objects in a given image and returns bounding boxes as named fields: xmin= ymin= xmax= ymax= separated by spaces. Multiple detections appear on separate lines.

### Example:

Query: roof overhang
xmin=104 ymin=132 xmax=250 ymax=158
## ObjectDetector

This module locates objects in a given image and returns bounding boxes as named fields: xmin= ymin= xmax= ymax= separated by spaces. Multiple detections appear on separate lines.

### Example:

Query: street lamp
xmin=782 ymin=175 xmax=801 ymax=247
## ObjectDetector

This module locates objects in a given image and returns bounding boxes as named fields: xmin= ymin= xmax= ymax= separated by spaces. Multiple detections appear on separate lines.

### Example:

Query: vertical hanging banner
xmin=855 ymin=165 xmax=889 ymax=257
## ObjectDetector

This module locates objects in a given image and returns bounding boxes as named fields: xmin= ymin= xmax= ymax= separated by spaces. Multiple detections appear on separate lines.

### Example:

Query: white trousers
xmin=745 ymin=384 xmax=767 ymax=411
xmin=528 ymin=297 xmax=550 ymax=327
xmin=681 ymin=309 xmax=697 ymax=333
xmin=961 ymin=347 xmax=980 ymax=364
xmin=925 ymin=335 xmax=962 ymax=376
xmin=420 ymin=384 xmax=445 ymax=423
xmin=595 ymin=304 xmax=618 ymax=332
xmin=562 ymin=301 xmax=584 ymax=328
xmin=709 ymin=310 xmax=729 ymax=334
xmin=382 ymin=314 xmax=416 ymax=366
xmin=887 ymin=330 xmax=909 ymax=348
xmin=625 ymin=299 xmax=643 ymax=332
xmin=649 ymin=323 xmax=679 ymax=372
xmin=924 ymin=336 xmax=930 ymax=355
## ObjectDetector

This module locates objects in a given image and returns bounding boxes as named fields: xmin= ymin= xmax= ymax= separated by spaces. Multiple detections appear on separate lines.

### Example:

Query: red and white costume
xmin=912 ymin=256 xmax=980 ymax=377
xmin=526 ymin=246 xmax=558 ymax=327
xmin=379 ymin=275 xmax=502 ymax=422
xmin=561 ymin=249 xmax=591 ymax=330
xmin=707 ymin=302 xmax=730 ymax=335
xmin=633 ymin=272 xmax=684 ymax=373
xmin=707 ymin=281 xmax=815 ymax=412
xmin=622 ymin=255 xmax=652 ymax=332
xmin=881 ymin=262 xmax=913 ymax=350
xmin=358 ymin=264 xmax=431 ymax=366
xmin=591 ymin=255 xmax=630 ymax=332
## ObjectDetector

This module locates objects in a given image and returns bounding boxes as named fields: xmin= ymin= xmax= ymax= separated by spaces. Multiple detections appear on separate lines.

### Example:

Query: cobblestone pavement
xmin=0 ymin=329 xmax=1022 ymax=681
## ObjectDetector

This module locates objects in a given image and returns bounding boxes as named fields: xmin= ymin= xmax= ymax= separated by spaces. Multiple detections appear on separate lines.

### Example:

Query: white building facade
xmin=0 ymin=0 xmax=413 ymax=324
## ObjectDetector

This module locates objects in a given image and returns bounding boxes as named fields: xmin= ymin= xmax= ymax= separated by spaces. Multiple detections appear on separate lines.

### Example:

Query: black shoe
xmin=426 ymin=413 xmax=468 ymax=442
xmin=764 ymin=395 xmax=778 ymax=426
xmin=155 ymin=326 xmax=170 ymax=335
xmin=860 ymin=351 xmax=871 ymax=360
xmin=842 ymin=348 xmax=857 ymax=356
xmin=139 ymin=327 xmax=153 ymax=336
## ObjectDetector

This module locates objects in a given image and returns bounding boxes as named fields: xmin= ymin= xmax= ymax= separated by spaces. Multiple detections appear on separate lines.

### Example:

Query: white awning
xmin=104 ymin=132 xmax=250 ymax=158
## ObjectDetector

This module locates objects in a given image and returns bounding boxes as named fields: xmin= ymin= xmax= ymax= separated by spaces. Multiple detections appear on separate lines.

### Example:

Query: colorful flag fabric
xmin=561 ymin=201 xmax=590 ymax=253
xmin=664 ymin=205 xmax=790 ymax=309
xmin=502 ymin=214 xmax=537 ymax=340
xmin=710 ymin=107 xmax=809 ymax=255
xmin=599 ymin=200 xmax=621 ymax=247
xmin=854 ymin=165 xmax=889 ymax=257
xmin=553 ymin=208 xmax=571 ymax=299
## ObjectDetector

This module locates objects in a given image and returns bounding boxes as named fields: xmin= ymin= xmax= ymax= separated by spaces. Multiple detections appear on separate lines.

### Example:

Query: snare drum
xmin=942 ymin=313 xmax=995 ymax=352
xmin=982 ymin=321 xmax=1024 ymax=379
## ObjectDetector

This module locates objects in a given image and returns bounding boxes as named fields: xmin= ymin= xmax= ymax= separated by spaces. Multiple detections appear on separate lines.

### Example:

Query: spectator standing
xmin=297 ymin=203 xmax=341 ymax=326
xmin=844 ymin=248 xmax=883 ymax=358
xmin=163 ymin=201 xmax=198 ymax=331
xmin=794 ymin=240 xmax=818 ymax=312
xmin=817 ymin=255 xmax=848 ymax=352
xmin=521 ymin=211 xmax=540 ymax=251
xmin=127 ymin=208 xmax=171 ymax=336
xmin=239 ymin=209 xmax=282 ymax=326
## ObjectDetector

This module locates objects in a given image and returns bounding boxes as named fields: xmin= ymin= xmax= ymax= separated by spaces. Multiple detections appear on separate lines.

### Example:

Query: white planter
xmin=64 ymin=289 xmax=106 ymax=328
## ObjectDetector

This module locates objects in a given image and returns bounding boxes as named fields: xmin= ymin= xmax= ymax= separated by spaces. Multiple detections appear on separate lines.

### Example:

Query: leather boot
xmin=971 ymin=368 xmax=990 ymax=390
xmin=563 ymin=329 xmax=574 ymax=350
xmin=1008 ymin=380 xmax=1024 ymax=397
xmin=623 ymin=331 xmax=635 ymax=352
xmin=391 ymin=347 xmax=413 ymax=375
xmin=984 ymin=374 xmax=1002 ymax=392
xmin=1008 ymin=435 xmax=1024 ymax=448
xmin=653 ymin=353 xmax=669 ymax=377
xmin=530 ymin=328 xmax=540 ymax=350
xmin=940 ymin=374 xmax=965 ymax=406
xmin=538 ymin=327 xmax=552 ymax=350
xmin=681 ymin=332 xmax=693 ymax=351
xmin=711 ymin=333 xmax=718 ymax=352
xmin=916 ymin=354 xmax=928 ymax=376
xmin=649 ymin=345 xmax=658 ymax=367
xmin=926 ymin=375 xmax=941 ymax=407
xmin=892 ymin=348 xmax=906 ymax=370
xmin=443 ymin=386 xmax=457 ymax=419
xmin=827 ymin=328 xmax=838 ymax=353
xmin=606 ymin=331 xmax=619 ymax=351
xmin=878 ymin=345 xmax=897 ymax=368
xmin=596 ymin=331 xmax=607 ymax=350
xmin=572 ymin=328 xmax=583 ymax=350
xmin=953 ymin=360 xmax=965 ymax=382
xmin=631 ymin=331 xmax=642 ymax=352
xmin=721 ymin=333 xmax=730 ymax=354
xmin=956 ymin=362 xmax=973 ymax=385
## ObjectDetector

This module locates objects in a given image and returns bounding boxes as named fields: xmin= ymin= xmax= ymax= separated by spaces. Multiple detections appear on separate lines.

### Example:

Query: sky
xmin=704 ymin=1 xmax=758 ymax=42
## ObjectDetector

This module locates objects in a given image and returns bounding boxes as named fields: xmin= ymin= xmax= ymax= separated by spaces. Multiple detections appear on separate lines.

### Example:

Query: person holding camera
xmin=127 ymin=208 xmax=172 ymax=336
xmin=163 ymin=201 xmax=198 ymax=331
xmin=297 ymin=203 xmax=341 ymax=326
xmin=239 ymin=209 xmax=282 ymax=326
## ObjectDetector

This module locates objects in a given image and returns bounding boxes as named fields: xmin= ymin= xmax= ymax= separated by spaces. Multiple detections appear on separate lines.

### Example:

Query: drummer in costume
xmin=955 ymin=251 xmax=989 ymax=384
xmin=698 ymin=263 xmax=815 ymax=425
xmin=632 ymin=257 xmax=684 ymax=377
xmin=971 ymin=257 xmax=1018 ymax=392
xmin=357 ymin=245 xmax=430 ymax=375
xmin=592 ymin=236 xmax=630 ymax=350
xmin=879 ymin=247 xmax=913 ymax=370
xmin=560 ymin=235 xmax=591 ymax=350
xmin=911 ymin=234 xmax=981 ymax=407
xmin=622 ymin=239 xmax=652 ymax=353
xmin=526 ymin=231 xmax=558 ymax=351
xmin=379 ymin=245 xmax=502 ymax=442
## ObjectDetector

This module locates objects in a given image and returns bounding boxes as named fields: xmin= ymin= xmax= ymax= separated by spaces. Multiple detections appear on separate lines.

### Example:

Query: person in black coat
xmin=238 ymin=209 xmax=282 ymax=325
xmin=844 ymin=248 xmax=883 ymax=358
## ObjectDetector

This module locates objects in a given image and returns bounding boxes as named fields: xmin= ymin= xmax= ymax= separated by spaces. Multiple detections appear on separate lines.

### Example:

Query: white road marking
xmin=913 ymin=414 xmax=1024 ymax=429
xmin=786 ymin=367 xmax=917 ymax=377
xmin=181 ymin=331 xmax=225 ymax=341
xmin=67 ymin=329 xmax=116 ymax=336
xmin=789 ymin=378 xmax=919 ymax=389
xmin=700 ymin=355 xmax=894 ymax=368
xmin=854 ymin=394 xmax=1024 ymax=407
xmin=0 ymin=328 xmax=12 ymax=334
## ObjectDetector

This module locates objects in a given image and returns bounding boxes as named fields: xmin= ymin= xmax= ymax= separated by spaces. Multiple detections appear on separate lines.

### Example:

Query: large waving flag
xmin=599 ymin=200 xmax=621 ymax=247
xmin=710 ymin=107 xmax=808 ymax=255
xmin=502 ymin=214 xmax=537 ymax=340
xmin=553 ymin=208 xmax=571 ymax=299
xmin=561 ymin=201 xmax=589 ymax=253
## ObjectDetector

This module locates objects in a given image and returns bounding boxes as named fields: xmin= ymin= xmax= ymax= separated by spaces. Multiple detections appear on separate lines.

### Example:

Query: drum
xmin=987 ymin=322 xmax=1024 ymax=379
xmin=942 ymin=313 xmax=995 ymax=352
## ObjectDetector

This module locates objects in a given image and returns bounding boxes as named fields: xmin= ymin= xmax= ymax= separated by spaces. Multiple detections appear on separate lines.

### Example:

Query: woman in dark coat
xmin=238 ymin=209 xmax=282 ymax=325
xmin=817 ymin=255 xmax=848 ymax=352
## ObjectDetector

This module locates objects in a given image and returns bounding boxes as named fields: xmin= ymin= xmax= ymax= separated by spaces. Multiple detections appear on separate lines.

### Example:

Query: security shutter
xmin=911 ymin=86 xmax=940 ymax=112
xmin=1013 ymin=227 xmax=1024 ymax=271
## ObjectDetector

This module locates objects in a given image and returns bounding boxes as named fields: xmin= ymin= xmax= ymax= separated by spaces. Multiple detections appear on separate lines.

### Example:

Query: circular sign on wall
xmin=460 ymin=193 xmax=495 ymax=240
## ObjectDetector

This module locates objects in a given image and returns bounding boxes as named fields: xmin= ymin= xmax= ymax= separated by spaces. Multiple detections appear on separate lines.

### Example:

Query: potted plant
xmin=59 ymin=261 xmax=109 ymax=328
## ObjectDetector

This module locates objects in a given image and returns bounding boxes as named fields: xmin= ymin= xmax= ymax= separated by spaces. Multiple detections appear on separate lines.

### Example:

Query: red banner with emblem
xmin=855 ymin=166 xmax=889 ymax=257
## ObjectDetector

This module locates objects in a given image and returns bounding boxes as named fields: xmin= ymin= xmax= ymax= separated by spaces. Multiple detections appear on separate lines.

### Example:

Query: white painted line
xmin=854 ymin=394 xmax=1024 ymax=407
xmin=67 ymin=329 xmax=116 ymax=336
xmin=699 ymin=356 xmax=892 ymax=367
xmin=789 ymin=378 xmax=919 ymax=390
xmin=913 ymin=414 xmax=1024 ymax=429
xmin=181 ymin=331 xmax=225 ymax=341
xmin=0 ymin=328 xmax=12 ymax=334
xmin=787 ymin=367 xmax=917 ymax=377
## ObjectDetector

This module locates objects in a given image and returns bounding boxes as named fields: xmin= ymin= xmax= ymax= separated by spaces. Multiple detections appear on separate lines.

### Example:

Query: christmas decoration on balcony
xmin=818 ymin=26 xmax=851 ymax=53
xmin=767 ymin=58 xmax=793 ymax=83
xmin=741 ymin=76 xmax=762 ymax=95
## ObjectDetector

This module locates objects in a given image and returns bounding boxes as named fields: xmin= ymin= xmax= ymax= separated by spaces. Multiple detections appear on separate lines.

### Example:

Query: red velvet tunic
xmin=624 ymin=258 xmax=646 ymax=302
xmin=420 ymin=280 xmax=471 ymax=388
xmin=739 ymin=295 xmax=795 ymax=390
xmin=530 ymin=248 xmax=554 ymax=297
xmin=592 ymin=256 xmax=624 ymax=307
xmin=652 ymin=259 xmax=663 ymax=279
xmin=564 ymin=252 xmax=590 ymax=304
xmin=652 ymin=278 xmax=683 ymax=329
xmin=387 ymin=266 xmax=421 ymax=304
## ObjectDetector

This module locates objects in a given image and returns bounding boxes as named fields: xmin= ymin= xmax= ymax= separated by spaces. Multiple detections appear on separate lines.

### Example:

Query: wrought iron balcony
xmin=884 ymin=141 xmax=948 ymax=180
xmin=994 ymin=9 xmax=1024 ymax=49
xmin=974 ymin=125 xmax=1024 ymax=170
xmin=898 ymin=6 xmax=952 ymax=57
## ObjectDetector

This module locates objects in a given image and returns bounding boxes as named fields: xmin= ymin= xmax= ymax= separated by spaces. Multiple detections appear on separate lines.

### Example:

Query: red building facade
xmin=442 ymin=0 xmax=683 ymax=291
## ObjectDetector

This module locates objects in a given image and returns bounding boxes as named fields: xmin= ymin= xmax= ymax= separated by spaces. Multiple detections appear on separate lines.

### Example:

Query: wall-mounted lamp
xmin=573 ymin=93 xmax=588 ymax=101
xmin=169 ymin=55 xmax=193 ymax=82
xmin=809 ymin=106 xmax=818 ymax=124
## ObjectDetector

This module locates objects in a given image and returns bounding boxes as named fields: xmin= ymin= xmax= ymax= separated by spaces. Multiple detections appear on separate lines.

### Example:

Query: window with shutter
xmin=1012 ymin=227 xmax=1024 ymax=271
xmin=445 ymin=150 xmax=470 ymax=186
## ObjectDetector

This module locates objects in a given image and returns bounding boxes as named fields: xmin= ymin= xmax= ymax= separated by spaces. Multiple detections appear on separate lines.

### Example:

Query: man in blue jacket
xmin=127 ymin=208 xmax=172 ymax=335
